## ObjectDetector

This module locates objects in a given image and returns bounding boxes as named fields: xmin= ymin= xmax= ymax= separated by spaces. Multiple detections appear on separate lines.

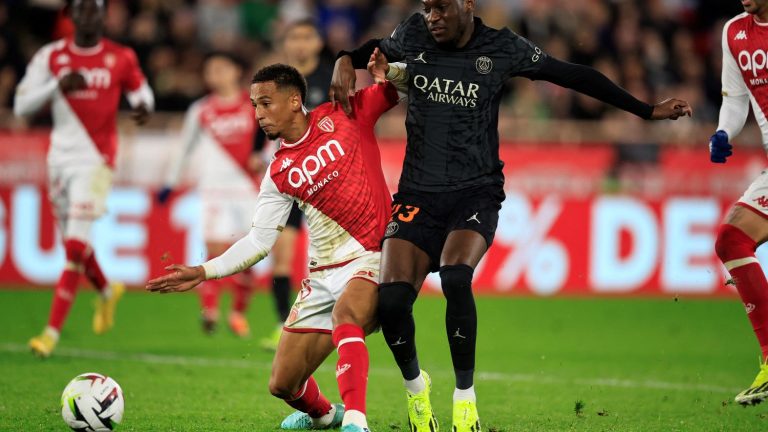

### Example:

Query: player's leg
xmin=330 ymin=258 xmax=380 ymax=431
xmin=262 ymin=204 xmax=301 ymax=350
xmin=279 ymin=274 xmax=344 ymax=429
xmin=379 ymin=194 xmax=442 ymax=431
xmin=716 ymin=203 xmax=768 ymax=405
xmin=270 ymin=330 xmax=342 ymax=430
xmin=440 ymin=184 xmax=503 ymax=431
xmin=199 ymin=241 xmax=229 ymax=334
xmin=229 ymin=269 xmax=253 ymax=337
xmin=440 ymin=230 xmax=487 ymax=431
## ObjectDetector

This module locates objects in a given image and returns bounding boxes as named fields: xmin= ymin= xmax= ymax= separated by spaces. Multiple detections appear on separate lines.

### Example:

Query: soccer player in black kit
xmin=330 ymin=1 xmax=693 ymax=431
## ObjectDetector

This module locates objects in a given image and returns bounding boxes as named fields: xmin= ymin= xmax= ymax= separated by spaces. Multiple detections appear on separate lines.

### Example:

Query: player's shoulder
xmin=392 ymin=13 xmax=426 ymax=38
xmin=724 ymin=12 xmax=751 ymax=32
xmin=32 ymin=39 xmax=68 ymax=60
xmin=101 ymin=39 xmax=139 ymax=61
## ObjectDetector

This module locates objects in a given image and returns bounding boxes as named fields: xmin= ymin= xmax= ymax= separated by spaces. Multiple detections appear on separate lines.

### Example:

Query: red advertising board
xmin=0 ymin=131 xmax=764 ymax=296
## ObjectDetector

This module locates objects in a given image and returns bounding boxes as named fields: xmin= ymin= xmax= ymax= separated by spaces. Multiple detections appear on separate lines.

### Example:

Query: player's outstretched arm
xmin=331 ymin=39 xmax=382 ymax=115
xmin=367 ymin=47 xmax=409 ymax=96
xmin=146 ymin=264 xmax=205 ymax=293
xmin=528 ymin=57 xmax=692 ymax=120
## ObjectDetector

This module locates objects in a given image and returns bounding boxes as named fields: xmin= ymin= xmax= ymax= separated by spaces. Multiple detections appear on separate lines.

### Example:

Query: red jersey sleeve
xmin=351 ymin=81 xmax=400 ymax=126
xmin=121 ymin=47 xmax=146 ymax=92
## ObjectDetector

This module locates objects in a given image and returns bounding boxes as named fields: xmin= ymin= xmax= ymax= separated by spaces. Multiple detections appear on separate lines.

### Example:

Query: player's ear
xmin=463 ymin=0 xmax=476 ymax=13
xmin=291 ymin=92 xmax=303 ymax=112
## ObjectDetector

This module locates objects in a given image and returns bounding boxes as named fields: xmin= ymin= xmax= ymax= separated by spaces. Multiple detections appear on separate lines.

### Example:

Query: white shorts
xmin=738 ymin=169 xmax=768 ymax=217
xmin=284 ymin=253 xmax=380 ymax=333
xmin=48 ymin=163 xmax=113 ymax=223
xmin=200 ymin=190 xmax=258 ymax=243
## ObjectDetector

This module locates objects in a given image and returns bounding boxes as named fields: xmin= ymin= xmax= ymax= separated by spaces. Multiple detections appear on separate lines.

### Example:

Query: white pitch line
xmin=1 ymin=343 xmax=739 ymax=394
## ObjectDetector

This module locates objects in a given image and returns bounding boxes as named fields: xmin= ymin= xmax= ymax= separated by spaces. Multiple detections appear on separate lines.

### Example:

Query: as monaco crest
xmin=318 ymin=116 xmax=335 ymax=133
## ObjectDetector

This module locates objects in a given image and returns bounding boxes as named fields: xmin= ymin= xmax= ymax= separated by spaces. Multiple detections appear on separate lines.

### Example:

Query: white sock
xmin=404 ymin=373 xmax=426 ymax=394
xmin=311 ymin=404 xmax=336 ymax=427
xmin=101 ymin=283 xmax=112 ymax=300
xmin=341 ymin=409 xmax=367 ymax=428
xmin=44 ymin=326 xmax=60 ymax=342
xmin=453 ymin=386 xmax=476 ymax=402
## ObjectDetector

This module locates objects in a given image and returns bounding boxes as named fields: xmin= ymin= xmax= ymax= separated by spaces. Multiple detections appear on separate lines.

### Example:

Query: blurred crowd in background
xmin=0 ymin=0 xmax=751 ymax=143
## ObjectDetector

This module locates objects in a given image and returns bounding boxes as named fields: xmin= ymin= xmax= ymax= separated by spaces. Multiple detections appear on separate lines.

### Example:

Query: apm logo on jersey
xmin=413 ymin=75 xmax=480 ymax=108
xmin=58 ymin=67 xmax=112 ymax=89
xmin=287 ymin=139 xmax=345 ymax=196
xmin=738 ymin=50 xmax=768 ymax=85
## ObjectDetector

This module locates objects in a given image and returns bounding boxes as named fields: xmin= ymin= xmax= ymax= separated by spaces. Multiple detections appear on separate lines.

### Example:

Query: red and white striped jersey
xmin=14 ymin=37 xmax=154 ymax=168
xmin=252 ymin=82 xmax=400 ymax=269
xmin=723 ymin=13 xmax=768 ymax=145
xmin=165 ymin=91 xmax=258 ymax=193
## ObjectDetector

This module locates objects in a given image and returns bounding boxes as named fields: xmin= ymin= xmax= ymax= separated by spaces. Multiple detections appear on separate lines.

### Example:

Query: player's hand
xmin=131 ymin=103 xmax=150 ymax=125
xmin=650 ymin=98 xmax=693 ymax=120
xmin=329 ymin=55 xmax=356 ymax=116
xmin=367 ymin=48 xmax=389 ymax=84
xmin=58 ymin=72 xmax=87 ymax=94
xmin=709 ymin=130 xmax=732 ymax=163
xmin=156 ymin=186 xmax=172 ymax=204
xmin=247 ymin=153 xmax=266 ymax=175
xmin=146 ymin=264 xmax=205 ymax=293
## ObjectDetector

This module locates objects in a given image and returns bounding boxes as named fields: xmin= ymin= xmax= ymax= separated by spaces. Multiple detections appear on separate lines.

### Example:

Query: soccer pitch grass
xmin=1 ymin=289 xmax=767 ymax=431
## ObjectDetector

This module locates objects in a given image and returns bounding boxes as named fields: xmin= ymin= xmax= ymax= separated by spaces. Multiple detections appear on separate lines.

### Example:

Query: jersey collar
xmin=69 ymin=39 xmax=104 ymax=56
xmin=280 ymin=109 xmax=313 ymax=148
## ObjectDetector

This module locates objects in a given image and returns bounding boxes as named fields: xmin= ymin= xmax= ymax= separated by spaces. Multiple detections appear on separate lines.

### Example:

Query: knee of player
xmin=63 ymin=238 xmax=90 ymax=265
xmin=439 ymin=265 xmax=475 ymax=298
xmin=377 ymin=282 xmax=417 ymax=317
xmin=268 ymin=376 xmax=299 ymax=400
xmin=715 ymin=223 xmax=757 ymax=262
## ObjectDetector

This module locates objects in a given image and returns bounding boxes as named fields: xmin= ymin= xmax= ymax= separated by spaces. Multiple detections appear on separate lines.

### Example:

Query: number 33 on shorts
xmin=391 ymin=204 xmax=420 ymax=223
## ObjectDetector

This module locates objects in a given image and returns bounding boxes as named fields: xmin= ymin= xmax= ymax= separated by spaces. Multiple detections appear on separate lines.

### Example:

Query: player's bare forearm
xmin=330 ymin=56 xmax=357 ymax=115
xmin=146 ymin=264 xmax=206 ymax=293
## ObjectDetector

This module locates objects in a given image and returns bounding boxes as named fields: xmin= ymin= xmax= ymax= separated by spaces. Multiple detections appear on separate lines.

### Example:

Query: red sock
xmin=716 ymin=224 xmax=768 ymax=360
xmin=200 ymin=279 xmax=222 ymax=316
xmin=83 ymin=249 xmax=108 ymax=292
xmin=48 ymin=239 xmax=88 ymax=331
xmin=232 ymin=272 xmax=252 ymax=314
xmin=332 ymin=323 xmax=368 ymax=414
xmin=286 ymin=376 xmax=332 ymax=418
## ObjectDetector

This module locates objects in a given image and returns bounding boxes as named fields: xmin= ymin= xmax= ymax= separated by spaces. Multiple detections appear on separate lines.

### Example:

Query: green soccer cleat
xmin=406 ymin=370 xmax=439 ymax=432
xmin=735 ymin=358 xmax=768 ymax=406
xmin=261 ymin=324 xmax=282 ymax=351
xmin=452 ymin=399 xmax=481 ymax=432
xmin=280 ymin=403 xmax=344 ymax=430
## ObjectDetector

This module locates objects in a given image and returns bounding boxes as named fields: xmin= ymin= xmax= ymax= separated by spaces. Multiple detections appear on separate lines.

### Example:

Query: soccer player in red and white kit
xmin=158 ymin=52 xmax=258 ymax=337
xmin=147 ymin=64 xmax=400 ymax=432
xmin=13 ymin=0 xmax=154 ymax=357
xmin=712 ymin=0 xmax=768 ymax=406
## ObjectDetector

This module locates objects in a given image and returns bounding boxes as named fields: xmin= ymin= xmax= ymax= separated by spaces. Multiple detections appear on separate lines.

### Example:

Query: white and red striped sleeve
xmin=201 ymin=169 xmax=294 ymax=279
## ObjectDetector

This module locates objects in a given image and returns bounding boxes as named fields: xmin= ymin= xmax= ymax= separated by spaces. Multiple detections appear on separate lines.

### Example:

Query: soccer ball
xmin=61 ymin=373 xmax=124 ymax=431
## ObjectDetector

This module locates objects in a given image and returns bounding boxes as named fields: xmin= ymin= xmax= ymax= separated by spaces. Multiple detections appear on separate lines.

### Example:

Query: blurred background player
xmin=147 ymin=64 xmax=401 ymax=432
xmin=255 ymin=19 xmax=335 ymax=350
xmin=711 ymin=0 xmax=768 ymax=406
xmin=13 ymin=0 xmax=154 ymax=357
xmin=158 ymin=52 xmax=257 ymax=338
xmin=332 ymin=0 xmax=692 ymax=430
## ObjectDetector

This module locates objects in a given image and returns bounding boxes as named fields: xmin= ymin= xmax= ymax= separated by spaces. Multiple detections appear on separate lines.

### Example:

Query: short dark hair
xmin=204 ymin=51 xmax=246 ymax=70
xmin=251 ymin=64 xmax=307 ymax=103
xmin=285 ymin=18 xmax=321 ymax=35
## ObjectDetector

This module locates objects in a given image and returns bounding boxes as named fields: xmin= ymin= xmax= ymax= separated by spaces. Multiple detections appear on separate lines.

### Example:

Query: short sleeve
xmin=351 ymin=82 xmax=400 ymax=126
xmin=121 ymin=47 xmax=146 ymax=92
xmin=503 ymin=29 xmax=548 ymax=78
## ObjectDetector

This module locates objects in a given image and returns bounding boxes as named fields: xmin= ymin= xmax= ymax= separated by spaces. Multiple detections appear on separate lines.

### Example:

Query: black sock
xmin=378 ymin=281 xmax=421 ymax=380
xmin=440 ymin=264 xmax=477 ymax=390
xmin=272 ymin=276 xmax=291 ymax=322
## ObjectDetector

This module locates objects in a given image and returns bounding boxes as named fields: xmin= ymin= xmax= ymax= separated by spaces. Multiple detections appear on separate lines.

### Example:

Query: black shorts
xmin=285 ymin=202 xmax=303 ymax=229
xmin=384 ymin=184 xmax=505 ymax=272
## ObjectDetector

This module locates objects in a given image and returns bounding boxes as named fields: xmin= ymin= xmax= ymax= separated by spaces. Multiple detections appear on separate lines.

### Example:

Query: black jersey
xmin=379 ymin=14 xmax=547 ymax=192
